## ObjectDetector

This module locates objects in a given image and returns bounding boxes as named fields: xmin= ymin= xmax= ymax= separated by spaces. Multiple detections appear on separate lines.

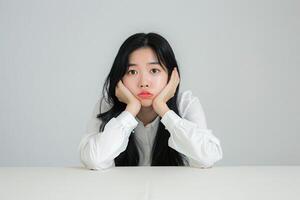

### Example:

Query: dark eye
xmin=151 ymin=68 xmax=160 ymax=74
xmin=127 ymin=70 xmax=137 ymax=75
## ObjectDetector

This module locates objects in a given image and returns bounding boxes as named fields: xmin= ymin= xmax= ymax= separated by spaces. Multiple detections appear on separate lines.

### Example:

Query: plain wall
xmin=0 ymin=0 xmax=299 ymax=166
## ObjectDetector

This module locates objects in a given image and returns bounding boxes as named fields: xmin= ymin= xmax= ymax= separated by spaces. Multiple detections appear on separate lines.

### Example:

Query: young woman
xmin=78 ymin=32 xmax=223 ymax=170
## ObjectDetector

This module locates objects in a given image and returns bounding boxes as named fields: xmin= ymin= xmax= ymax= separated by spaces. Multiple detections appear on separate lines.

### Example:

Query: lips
xmin=138 ymin=91 xmax=153 ymax=98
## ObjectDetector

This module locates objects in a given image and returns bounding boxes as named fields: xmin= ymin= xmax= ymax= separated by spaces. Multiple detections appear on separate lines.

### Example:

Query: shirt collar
xmin=135 ymin=115 xmax=161 ymax=129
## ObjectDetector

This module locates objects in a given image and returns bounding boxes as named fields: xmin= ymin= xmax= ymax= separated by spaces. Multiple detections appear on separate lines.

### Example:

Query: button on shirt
xmin=78 ymin=90 xmax=223 ymax=170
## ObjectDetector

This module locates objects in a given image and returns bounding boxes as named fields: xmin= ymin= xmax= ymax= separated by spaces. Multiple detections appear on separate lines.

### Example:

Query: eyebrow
xmin=127 ymin=61 xmax=160 ymax=67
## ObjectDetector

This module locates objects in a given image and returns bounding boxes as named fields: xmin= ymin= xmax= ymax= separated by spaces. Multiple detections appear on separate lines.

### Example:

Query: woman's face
xmin=122 ymin=47 xmax=169 ymax=107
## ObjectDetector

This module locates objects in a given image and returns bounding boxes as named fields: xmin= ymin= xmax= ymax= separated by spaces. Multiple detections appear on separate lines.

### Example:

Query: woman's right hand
xmin=115 ymin=80 xmax=141 ymax=116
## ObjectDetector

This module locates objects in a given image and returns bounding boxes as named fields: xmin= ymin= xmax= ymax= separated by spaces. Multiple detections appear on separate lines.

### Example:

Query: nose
xmin=140 ymin=84 xmax=149 ymax=88
xmin=139 ymin=72 xmax=150 ymax=88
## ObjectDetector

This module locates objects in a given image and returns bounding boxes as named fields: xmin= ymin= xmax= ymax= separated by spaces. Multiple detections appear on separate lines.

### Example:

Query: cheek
xmin=122 ymin=77 xmax=135 ymax=90
xmin=153 ymin=76 xmax=168 ymax=91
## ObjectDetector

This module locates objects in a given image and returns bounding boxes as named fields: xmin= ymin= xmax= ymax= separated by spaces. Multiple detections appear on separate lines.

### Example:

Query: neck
xmin=136 ymin=106 xmax=158 ymax=127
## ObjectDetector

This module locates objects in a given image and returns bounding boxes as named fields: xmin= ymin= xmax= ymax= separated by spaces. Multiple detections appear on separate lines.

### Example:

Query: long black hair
xmin=97 ymin=32 xmax=189 ymax=166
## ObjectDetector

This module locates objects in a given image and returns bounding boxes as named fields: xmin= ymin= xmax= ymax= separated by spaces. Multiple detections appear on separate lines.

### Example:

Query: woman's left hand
xmin=152 ymin=67 xmax=180 ymax=117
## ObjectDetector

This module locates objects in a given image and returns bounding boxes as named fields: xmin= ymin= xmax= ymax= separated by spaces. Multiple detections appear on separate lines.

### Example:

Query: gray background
xmin=0 ymin=0 xmax=299 ymax=167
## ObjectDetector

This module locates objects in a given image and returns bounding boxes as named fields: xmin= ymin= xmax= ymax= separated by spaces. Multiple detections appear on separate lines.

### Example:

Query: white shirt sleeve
xmin=78 ymin=99 xmax=138 ymax=170
xmin=160 ymin=91 xmax=223 ymax=168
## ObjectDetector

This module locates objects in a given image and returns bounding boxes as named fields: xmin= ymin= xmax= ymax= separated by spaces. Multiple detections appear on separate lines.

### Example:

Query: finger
xmin=170 ymin=68 xmax=176 ymax=80
xmin=174 ymin=67 xmax=179 ymax=77
xmin=166 ymin=68 xmax=176 ymax=85
xmin=176 ymin=71 xmax=180 ymax=83
xmin=170 ymin=73 xmax=179 ymax=87
xmin=172 ymin=68 xmax=178 ymax=83
xmin=174 ymin=68 xmax=180 ymax=82
xmin=118 ymin=80 xmax=124 ymax=87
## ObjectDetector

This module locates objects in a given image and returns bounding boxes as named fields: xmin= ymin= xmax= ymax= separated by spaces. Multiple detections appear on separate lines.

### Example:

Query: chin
xmin=140 ymin=99 xmax=153 ymax=107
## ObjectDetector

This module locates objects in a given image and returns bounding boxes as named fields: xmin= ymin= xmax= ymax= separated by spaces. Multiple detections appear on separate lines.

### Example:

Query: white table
xmin=0 ymin=166 xmax=299 ymax=200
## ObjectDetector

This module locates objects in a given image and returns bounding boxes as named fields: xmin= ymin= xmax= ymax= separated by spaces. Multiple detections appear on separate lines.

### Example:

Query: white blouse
xmin=78 ymin=90 xmax=223 ymax=170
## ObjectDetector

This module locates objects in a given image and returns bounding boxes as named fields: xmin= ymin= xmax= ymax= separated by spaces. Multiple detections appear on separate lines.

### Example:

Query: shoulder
xmin=91 ymin=96 xmax=112 ymax=117
xmin=178 ymin=89 xmax=196 ymax=103
xmin=177 ymin=89 xmax=208 ymax=128
xmin=177 ymin=89 xmax=202 ymax=117
xmin=177 ymin=89 xmax=199 ymax=108
xmin=86 ymin=96 xmax=112 ymax=133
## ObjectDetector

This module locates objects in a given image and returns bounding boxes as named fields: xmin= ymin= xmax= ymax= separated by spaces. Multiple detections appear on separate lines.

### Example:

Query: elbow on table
xmin=201 ymin=141 xmax=223 ymax=168
xmin=192 ymin=148 xmax=223 ymax=169
xmin=80 ymin=157 xmax=114 ymax=170
xmin=79 ymin=145 xmax=114 ymax=170
xmin=199 ymin=156 xmax=222 ymax=169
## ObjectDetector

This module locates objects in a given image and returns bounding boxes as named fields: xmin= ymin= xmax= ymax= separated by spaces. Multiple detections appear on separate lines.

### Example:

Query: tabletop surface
xmin=0 ymin=166 xmax=299 ymax=200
